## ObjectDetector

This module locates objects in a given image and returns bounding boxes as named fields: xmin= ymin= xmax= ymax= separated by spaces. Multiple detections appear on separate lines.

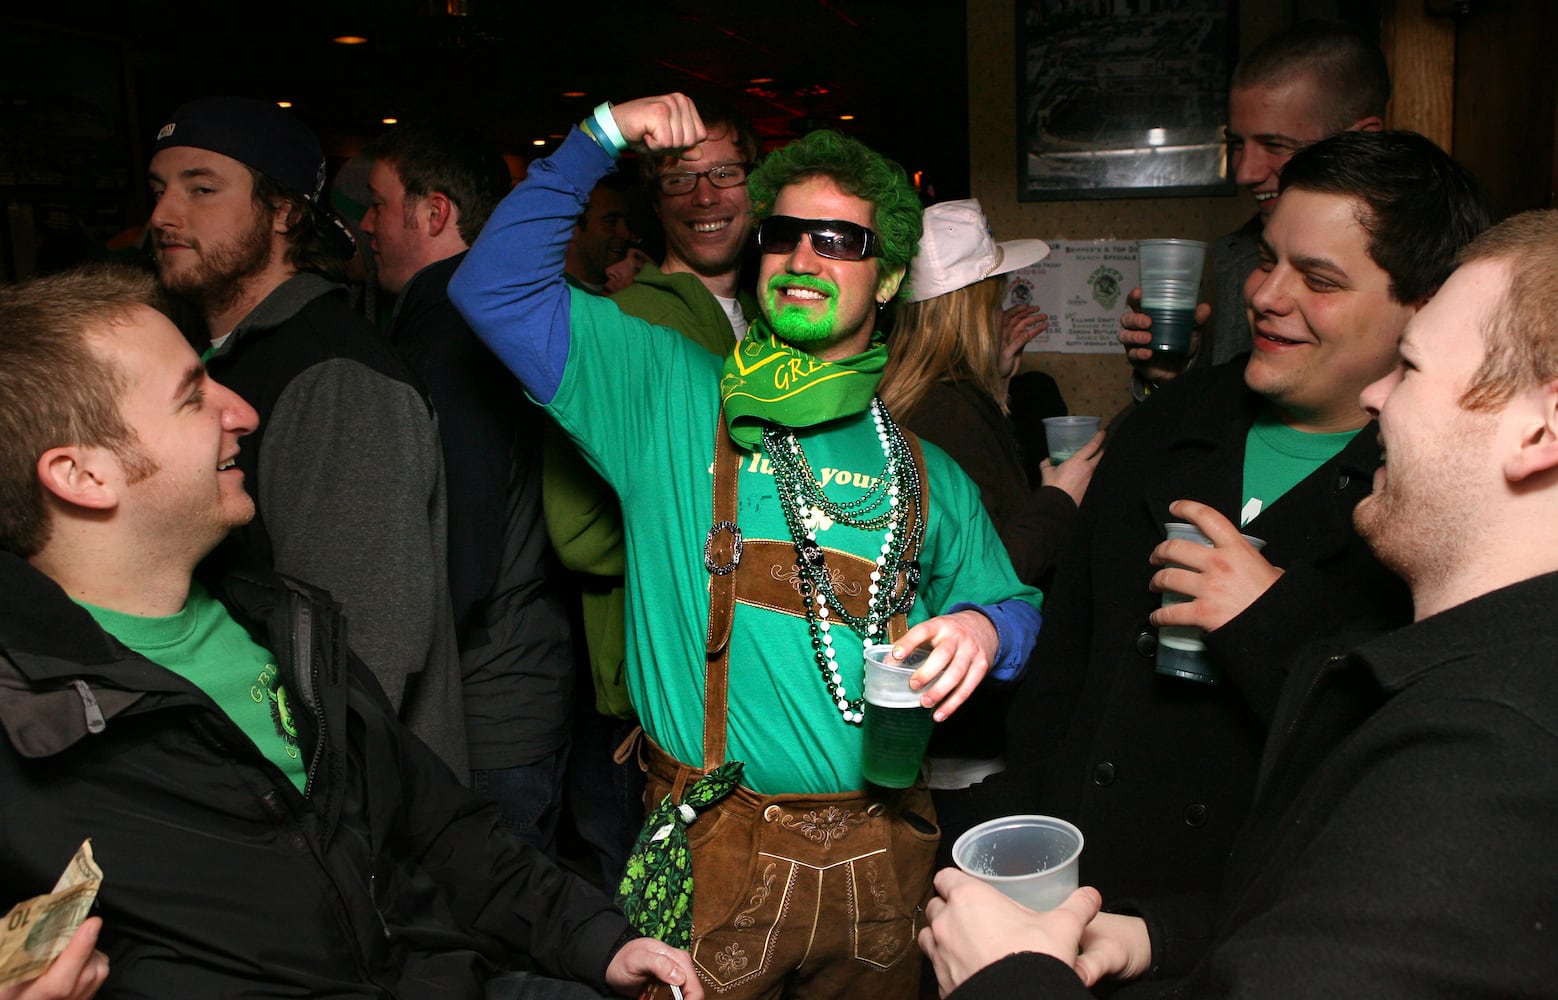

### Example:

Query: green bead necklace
xmin=764 ymin=398 xmax=923 ymax=724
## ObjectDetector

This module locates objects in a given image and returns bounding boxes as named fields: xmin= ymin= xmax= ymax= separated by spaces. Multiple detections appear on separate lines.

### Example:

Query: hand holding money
xmin=0 ymin=918 xmax=106 ymax=1000
xmin=0 ymin=841 xmax=107 ymax=996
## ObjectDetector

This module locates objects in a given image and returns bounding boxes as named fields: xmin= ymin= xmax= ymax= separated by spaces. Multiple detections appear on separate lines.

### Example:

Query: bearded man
xmin=147 ymin=97 xmax=465 ymax=771
xmin=450 ymin=94 xmax=1040 ymax=998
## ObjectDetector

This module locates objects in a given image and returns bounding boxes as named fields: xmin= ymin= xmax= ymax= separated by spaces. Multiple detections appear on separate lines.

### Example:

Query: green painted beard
xmin=764 ymin=275 xmax=841 ymax=343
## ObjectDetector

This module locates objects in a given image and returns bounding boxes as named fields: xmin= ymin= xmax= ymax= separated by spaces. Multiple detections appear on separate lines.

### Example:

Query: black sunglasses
xmin=756 ymin=215 xmax=882 ymax=262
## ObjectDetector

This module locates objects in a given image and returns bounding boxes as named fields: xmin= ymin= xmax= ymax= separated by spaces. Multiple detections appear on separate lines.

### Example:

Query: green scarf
xmin=718 ymin=319 xmax=888 ymax=448
xmin=616 ymin=761 xmax=744 ymax=948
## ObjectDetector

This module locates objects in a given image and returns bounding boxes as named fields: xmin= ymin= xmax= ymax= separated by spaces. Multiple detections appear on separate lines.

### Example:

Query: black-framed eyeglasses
xmin=654 ymin=162 xmax=755 ymax=196
xmin=756 ymin=216 xmax=882 ymax=262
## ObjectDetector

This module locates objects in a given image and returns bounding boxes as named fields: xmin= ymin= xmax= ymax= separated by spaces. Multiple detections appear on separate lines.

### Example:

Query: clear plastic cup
xmin=952 ymin=815 xmax=1084 ymax=911
xmin=861 ymin=644 xmax=934 ymax=788
xmin=1156 ymin=521 xmax=1266 ymax=684
xmin=1138 ymin=239 xmax=1207 ymax=355
xmin=1041 ymin=415 xmax=1101 ymax=464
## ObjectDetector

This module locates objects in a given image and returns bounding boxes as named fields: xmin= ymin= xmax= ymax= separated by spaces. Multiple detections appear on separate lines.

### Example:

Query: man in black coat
xmin=921 ymin=208 xmax=1558 ymax=1000
xmin=966 ymin=131 xmax=1492 ymax=952
xmin=361 ymin=122 xmax=579 ymax=857
xmin=0 ymin=266 xmax=699 ymax=998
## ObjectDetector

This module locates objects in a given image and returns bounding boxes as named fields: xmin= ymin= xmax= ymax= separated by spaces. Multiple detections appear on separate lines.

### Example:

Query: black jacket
xmin=951 ymin=572 xmax=1558 ymax=998
xmin=387 ymin=254 xmax=574 ymax=770
xmin=971 ymin=361 xmax=1411 ymax=915
xmin=207 ymin=272 xmax=466 ymax=773
xmin=0 ymin=552 xmax=628 ymax=997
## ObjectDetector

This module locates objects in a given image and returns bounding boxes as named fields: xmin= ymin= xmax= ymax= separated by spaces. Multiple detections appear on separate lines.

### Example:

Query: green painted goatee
xmin=764 ymin=274 xmax=839 ymax=343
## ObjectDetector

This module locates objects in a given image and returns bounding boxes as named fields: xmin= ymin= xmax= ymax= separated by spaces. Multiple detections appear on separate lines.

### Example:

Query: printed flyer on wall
xmin=1002 ymin=240 xmax=1140 ymax=353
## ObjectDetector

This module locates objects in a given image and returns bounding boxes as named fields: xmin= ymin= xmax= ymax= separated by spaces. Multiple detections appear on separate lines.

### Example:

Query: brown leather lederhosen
xmin=636 ymin=410 xmax=941 ymax=999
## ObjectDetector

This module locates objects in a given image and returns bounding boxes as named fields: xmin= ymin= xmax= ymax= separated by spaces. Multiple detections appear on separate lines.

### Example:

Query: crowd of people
xmin=2 ymin=17 xmax=1556 ymax=1000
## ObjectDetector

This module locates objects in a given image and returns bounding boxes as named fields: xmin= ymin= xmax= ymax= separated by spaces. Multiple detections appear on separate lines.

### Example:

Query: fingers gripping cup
xmin=1041 ymin=415 xmax=1100 ymax=465
xmin=1156 ymin=521 xmax=1266 ymax=685
xmin=952 ymin=815 xmax=1084 ymax=911
xmin=1137 ymin=239 xmax=1207 ymax=356
xmin=860 ymin=643 xmax=935 ymax=788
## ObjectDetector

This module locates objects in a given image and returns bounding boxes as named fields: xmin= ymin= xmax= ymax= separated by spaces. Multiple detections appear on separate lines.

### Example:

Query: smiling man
xmin=923 ymin=210 xmax=1558 ymax=1000
xmin=146 ymin=97 xmax=466 ymax=772
xmin=543 ymin=103 xmax=763 ymax=890
xmin=612 ymin=99 xmax=761 ymax=347
xmin=565 ymin=180 xmax=636 ymax=293
xmin=0 ymin=265 xmax=701 ymax=1000
xmin=968 ymin=131 xmax=1491 ymax=944
xmin=1120 ymin=20 xmax=1391 ymax=381
xmin=451 ymin=94 xmax=1040 ymax=998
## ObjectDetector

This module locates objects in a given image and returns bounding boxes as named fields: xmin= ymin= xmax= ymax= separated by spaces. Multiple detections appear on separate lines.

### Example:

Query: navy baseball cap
xmin=153 ymin=97 xmax=356 ymax=258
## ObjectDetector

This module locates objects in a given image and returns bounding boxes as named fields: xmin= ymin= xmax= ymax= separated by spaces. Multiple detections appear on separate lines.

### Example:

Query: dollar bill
xmin=0 ymin=840 xmax=103 ymax=989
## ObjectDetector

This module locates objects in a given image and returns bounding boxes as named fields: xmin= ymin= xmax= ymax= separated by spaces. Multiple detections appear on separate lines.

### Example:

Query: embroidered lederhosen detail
xmin=637 ymin=735 xmax=939 ymax=993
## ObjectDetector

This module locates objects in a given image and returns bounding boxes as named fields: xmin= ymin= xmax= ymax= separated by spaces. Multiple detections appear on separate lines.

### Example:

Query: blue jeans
xmin=471 ymin=745 xmax=569 ymax=861
xmin=566 ymin=712 xmax=645 ymax=888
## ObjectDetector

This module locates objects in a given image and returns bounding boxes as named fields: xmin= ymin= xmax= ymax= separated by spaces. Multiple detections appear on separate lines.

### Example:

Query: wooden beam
xmin=1380 ymin=0 xmax=1455 ymax=149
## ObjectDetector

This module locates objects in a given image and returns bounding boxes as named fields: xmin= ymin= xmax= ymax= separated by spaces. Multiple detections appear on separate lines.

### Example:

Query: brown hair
xmin=366 ymin=122 xmax=512 ymax=244
xmin=249 ymin=169 xmax=350 ymax=282
xmin=0 ymin=265 xmax=162 ymax=556
xmin=1455 ymin=210 xmax=1558 ymax=411
xmin=879 ymin=276 xmax=1007 ymax=418
xmin=1233 ymin=19 xmax=1392 ymax=135
xmin=640 ymin=98 xmax=761 ymax=191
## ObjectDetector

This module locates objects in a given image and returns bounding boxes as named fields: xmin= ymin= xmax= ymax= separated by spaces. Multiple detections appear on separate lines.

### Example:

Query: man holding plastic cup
xmin=923 ymin=208 xmax=1558 ymax=1000
xmin=965 ymin=131 xmax=1492 ymax=920
xmin=451 ymin=94 xmax=1040 ymax=999
xmin=1118 ymin=20 xmax=1391 ymax=392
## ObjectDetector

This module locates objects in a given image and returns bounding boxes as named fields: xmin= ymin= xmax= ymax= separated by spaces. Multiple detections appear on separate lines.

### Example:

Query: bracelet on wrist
xmin=590 ymin=101 xmax=627 ymax=157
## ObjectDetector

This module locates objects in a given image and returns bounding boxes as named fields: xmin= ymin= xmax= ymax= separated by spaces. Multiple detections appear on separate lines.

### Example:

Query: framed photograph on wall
xmin=1017 ymin=0 xmax=1237 ymax=201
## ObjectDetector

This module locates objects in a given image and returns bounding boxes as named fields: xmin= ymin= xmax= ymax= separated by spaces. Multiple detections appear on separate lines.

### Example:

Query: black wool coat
xmin=969 ymin=360 xmax=1411 ymax=918
xmin=951 ymin=571 xmax=1558 ymax=999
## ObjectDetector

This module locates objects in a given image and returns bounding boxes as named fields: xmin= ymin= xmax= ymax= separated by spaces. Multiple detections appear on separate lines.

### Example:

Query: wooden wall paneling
xmin=1379 ymin=0 xmax=1455 ymax=147
xmin=1450 ymin=0 xmax=1558 ymax=217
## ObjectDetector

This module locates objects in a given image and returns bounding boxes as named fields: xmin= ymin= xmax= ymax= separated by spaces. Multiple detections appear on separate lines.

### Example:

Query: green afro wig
xmin=748 ymin=130 xmax=923 ymax=298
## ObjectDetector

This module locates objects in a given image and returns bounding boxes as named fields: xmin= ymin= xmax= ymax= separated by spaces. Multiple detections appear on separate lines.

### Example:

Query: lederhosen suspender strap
xmin=700 ymin=407 xmax=929 ymax=771
xmin=702 ymin=413 xmax=743 ymax=772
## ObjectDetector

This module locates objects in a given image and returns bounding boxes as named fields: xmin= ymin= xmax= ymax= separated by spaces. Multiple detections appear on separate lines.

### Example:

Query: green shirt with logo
xmin=549 ymin=291 xmax=1040 ymax=795
xmin=78 ymin=584 xmax=306 ymax=792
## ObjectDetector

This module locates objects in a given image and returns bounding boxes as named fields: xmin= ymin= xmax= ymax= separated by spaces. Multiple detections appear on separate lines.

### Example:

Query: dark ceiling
xmin=10 ymin=0 xmax=973 ymax=199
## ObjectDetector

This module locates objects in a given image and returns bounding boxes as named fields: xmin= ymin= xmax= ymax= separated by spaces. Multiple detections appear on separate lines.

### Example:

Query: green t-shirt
xmin=549 ymin=291 xmax=1040 ymax=795
xmin=78 ymin=584 xmax=306 ymax=792
xmin=1241 ymin=406 xmax=1361 ymax=526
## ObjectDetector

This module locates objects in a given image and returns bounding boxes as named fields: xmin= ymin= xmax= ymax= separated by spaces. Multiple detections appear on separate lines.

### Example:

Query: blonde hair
xmin=880 ymin=276 xmax=1007 ymax=418
xmin=0 ymin=265 xmax=163 ymax=556
xmin=1455 ymin=210 xmax=1558 ymax=411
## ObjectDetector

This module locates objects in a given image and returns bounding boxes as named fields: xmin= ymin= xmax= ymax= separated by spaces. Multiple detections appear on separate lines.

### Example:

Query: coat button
xmin=763 ymin=804 xmax=781 ymax=822
xmin=1183 ymin=803 xmax=1208 ymax=827
xmin=1091 ymin=762 xmax=1116 ymax=786
xmin=1134 ymin=631 xmax=1157 ymax=657
xmin=1337 ymin=473 xmax=1351 ymax=489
